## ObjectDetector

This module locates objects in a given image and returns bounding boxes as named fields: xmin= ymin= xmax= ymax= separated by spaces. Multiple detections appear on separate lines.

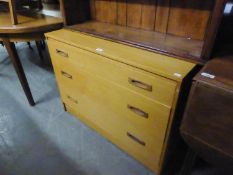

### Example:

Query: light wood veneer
xmin=46 ymin=29 xmax=196 ymax=174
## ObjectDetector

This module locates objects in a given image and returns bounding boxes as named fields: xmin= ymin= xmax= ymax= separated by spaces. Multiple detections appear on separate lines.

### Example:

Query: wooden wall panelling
xmin=167 ymin=0 xmax=214 ymax=40
xmin=127 ymin=0 xmax=143 ymax=28
xmin=95 ymin=0 xmax=104 ymax=22
xmin=141 ymin=0 xmax=157 ymax=30
xmin=90 ymin=0 xmax=96 ymax=19
xmin=155 ymin=0 xmax=170 ymax=33
xmin=91 ymin=0 xmax=214 ymax=40
xmin=201 ymin=0 xmax=228 ymax=59
xmin=95 ymin=0 xmax=117 ymax=24
xmin=117 ymin=0 xmax=127 ymax=26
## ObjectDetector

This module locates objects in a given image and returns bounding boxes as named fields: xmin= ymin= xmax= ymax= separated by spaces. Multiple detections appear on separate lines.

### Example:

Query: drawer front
xmin=48 ymin=39 xmax=177 ymax=107
xmin=53 ymin=57 xmax=171 ymax=141
xmin=65 ymin=104 xmax=160 ymax=172
xmin=52 ymin=61 xmax=171 ymax=168
xmin=66 ymin=104 xmax=160 ymax=172
xmin=46 ymin=29 xmax=196 ymax=82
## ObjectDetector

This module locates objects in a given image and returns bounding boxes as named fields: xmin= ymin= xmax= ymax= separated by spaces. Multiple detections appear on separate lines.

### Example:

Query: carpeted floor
xmin=0 ymin=43 xmax=219 ymax=175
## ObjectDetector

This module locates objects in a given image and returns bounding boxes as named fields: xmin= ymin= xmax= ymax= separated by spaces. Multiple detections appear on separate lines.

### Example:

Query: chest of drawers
xmin=46 ymin=29 xmax=196 ymax=174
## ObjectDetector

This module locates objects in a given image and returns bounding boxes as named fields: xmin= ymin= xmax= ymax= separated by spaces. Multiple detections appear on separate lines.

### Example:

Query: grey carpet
xmin=0 ymin=43 xmax=218 ymax=175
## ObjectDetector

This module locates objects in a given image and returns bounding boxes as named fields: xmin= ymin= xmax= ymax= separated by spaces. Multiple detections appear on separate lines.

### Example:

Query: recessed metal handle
xmin=128 ymin=78 xmax=152 ymax=91
xmin=67 ymin=95 xmax=78 ymax=104
xmin=127 ymin=132 xmax=145 ymax=146
xmin=61 ymin=71 xmax=72 ymax=79
xmin=56 ymin=49 xmax=69 ymax=58
xmin=127 ymin=105 xmax=148 ymax=119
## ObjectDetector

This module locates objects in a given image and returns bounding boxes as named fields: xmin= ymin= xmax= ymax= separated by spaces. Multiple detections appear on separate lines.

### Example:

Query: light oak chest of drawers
xmin=46 ymin=29 xmax=196 ymax=174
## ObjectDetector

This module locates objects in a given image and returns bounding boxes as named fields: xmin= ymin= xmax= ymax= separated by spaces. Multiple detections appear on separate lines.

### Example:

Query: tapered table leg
xmin=3 ymin=39 xmax=35 ymax=106
xmin=36 ymin=40 xmax=44 ymax=62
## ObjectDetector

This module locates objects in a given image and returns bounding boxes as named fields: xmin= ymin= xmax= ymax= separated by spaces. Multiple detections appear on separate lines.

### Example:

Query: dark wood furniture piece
xmin=213 ymin=1 xmax=233 ymax=57
xmin=0 ymin=11 xmax=63 ymax=105
xmin=60 ymin=0 xmax=227 ymax=63
xmin=180 ymin=56 xmax=233 ymax=174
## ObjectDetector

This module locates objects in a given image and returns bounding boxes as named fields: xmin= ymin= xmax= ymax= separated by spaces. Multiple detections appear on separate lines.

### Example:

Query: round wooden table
xmin=0 ymin=11 xmax=63 ymax=106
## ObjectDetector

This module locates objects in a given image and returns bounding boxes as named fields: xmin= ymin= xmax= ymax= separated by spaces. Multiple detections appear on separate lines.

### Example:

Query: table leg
xmin=27 ymin=42 xmax=33 ymax=50
xmin=3 ymin=39 xmax=35 ymax=106
xmin=36 ymin=40 xmax=44 ymax=62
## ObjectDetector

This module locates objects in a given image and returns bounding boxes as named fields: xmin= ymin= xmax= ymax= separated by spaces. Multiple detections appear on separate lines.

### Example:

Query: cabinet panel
xmin=167 ymin=0 xmax=214 ymax=40
xmin=95 ymin=0 xmax=117 ymax=23
xmin=51 ymin=61 xmax=172 ymax=171
xmin=66 ymin=105 xmax=160 ymax=172
xmin=46 ymin=31 xmax=196 ymax=81
xmin=52 ymin=57 xmax=171 ymax=142
xmin=48 ymin=39 xmax=177 ymax=107
xmin=141 ymin=0 xmax=157 ymax=30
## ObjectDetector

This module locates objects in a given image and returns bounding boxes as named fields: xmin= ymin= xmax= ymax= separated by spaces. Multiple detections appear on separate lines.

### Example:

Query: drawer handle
xmin=127 ymin=105 xmax=148 ymax=119
xmin=127 ymin=132 xmax=145 ymax=146
xmin=67 ymin=95 xmax=78 ymax=104
xmin=128 ymin=78 xmax=152 ymax=92
xmin=61 ymin=71 xmax=72 ymax=79
xmin=56 ymin=49 xmax=69 ymax=58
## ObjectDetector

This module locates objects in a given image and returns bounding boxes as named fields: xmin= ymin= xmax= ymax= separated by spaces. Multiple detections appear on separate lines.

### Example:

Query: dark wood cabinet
xmin=59 ymin=0 xmax=227 ymax=63
xmin=180 ymin=56 xmax=233 ymax=173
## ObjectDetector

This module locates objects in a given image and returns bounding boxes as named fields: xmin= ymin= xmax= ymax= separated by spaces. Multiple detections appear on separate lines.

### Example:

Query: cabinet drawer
xmin=65 ymin=104 xmax=160 ymax=171
xmin=52 ymin=61 xmax=171 ymax=163
xmin=53 ymin=58 xmax=171 ymax=141
xmin=48 ymin=39 xmax=177 ymax=107
xmin=54 ymin=71 xmax=168 ymax=171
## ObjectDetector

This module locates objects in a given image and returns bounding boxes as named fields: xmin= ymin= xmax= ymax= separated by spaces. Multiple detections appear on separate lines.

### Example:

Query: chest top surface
xmin=195 ymin=56 xmax=233 ymax=90
xmin=46 ymin=29 xmax=196 ymax=82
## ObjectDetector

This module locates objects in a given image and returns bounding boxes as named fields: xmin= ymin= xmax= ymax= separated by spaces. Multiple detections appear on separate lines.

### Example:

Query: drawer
xmin=55 ymin=72 xmax=167 ymax=171
xmin=46 ymin=29 xmax=196 ymax=83
xmin=48 ymin=39 xmax=177 ymax=107
xmin=66 ymin=104 xmax=160 ymax=172
xmin=52 ymin=61 xmax=171 ymax=166
xmin=53 ymin=58 xmax=171 ymax=142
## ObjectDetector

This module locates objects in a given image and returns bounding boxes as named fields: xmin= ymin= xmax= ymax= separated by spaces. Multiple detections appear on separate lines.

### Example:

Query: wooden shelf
xmin=66 ymin=21 xmax=204 ymax=63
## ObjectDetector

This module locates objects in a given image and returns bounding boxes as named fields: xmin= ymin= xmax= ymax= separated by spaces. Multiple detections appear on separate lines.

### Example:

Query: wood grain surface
xmin=89 ymin=0 xmax=214 ymax=40
xmin=67 ymin=21 xmax=204 ymax=62
xmin=0 ymin=11 xmax=63 ymax=34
